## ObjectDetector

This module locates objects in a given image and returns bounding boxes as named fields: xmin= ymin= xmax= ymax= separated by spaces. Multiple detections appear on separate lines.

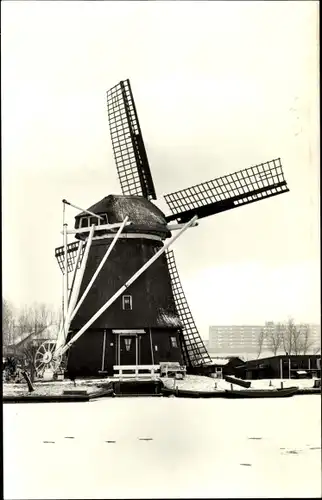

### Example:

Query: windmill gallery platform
xmin=33 ymin=79 xmax=290 ymax=382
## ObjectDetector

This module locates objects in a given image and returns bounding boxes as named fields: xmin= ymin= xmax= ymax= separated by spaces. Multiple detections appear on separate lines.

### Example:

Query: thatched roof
xmin=75 ymin=195 xmax=170 ymax=239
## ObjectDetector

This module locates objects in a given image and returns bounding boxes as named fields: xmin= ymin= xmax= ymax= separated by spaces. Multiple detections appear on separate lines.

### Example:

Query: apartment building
xmin=208 ymin=322 xmax=321 ymax=358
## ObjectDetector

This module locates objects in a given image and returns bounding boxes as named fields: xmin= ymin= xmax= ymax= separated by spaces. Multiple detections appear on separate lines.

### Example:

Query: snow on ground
xmin=4 ymin=395 xmax=321 ymax=499
xmin=3 ymin=379 xmax=106 ymax=397
xmin=162 ymin=374 xmax=318 ymax=392
xmin=3 ymin=375 xmax=318 ymax=397
xmin=248 ymin=378 xmax=318 ymax=390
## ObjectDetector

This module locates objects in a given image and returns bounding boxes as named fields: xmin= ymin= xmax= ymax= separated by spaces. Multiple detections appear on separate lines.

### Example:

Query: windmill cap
xmin=75 ymin=194 xmax=171 ymax=238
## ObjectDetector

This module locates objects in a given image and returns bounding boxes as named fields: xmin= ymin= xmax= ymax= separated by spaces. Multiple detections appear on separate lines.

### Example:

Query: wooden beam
xmin=54 ymin=225 xmax=95 ymax=356
xmin=58 ymin=215 xmax=198 ymax=358
xmin=68 ymin=217 xmax=129 ymax=323
xmin=61 ymin=222 xmax=131 ymax=235
xmin=62 ymin=221 xmax=198 ymax=235
xmin=166 ymin=222 xmax=198 ymax=231
xmin=62 ymin=199 xmax=105 ymax=220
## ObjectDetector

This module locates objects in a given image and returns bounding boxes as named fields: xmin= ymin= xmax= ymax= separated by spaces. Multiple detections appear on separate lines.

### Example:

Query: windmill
xmin=34 ymin=79 xmax=289 ymax=378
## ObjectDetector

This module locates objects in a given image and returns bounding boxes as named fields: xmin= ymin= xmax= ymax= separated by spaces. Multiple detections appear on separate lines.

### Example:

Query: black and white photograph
xmin=2 ymin=1 xmax=320 ymax=498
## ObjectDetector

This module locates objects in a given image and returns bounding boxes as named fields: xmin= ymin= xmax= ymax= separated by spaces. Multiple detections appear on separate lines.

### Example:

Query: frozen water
xmin=4 ymin=395 xmax=321 ymax=499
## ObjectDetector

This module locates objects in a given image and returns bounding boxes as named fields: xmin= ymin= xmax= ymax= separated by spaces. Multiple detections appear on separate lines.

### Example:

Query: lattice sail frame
xmin=106 ymin=80 xmax=156 ymax=200
xmin=164 ymin=158 xmax=289 ymax=222
xmin=166 ymin=250 xmax=212 ymax=368
xmin=55 ymin=242 xmax=84 ymax=274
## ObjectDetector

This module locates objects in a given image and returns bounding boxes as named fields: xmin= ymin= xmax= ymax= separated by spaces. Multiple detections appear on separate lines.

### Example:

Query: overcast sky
xmin=1 ymin=1 xmax=319 ymax=337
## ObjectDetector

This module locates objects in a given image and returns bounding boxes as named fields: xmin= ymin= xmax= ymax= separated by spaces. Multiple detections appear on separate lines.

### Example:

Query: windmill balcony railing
xmin=113 ymin=364 xmax=161 ymax=381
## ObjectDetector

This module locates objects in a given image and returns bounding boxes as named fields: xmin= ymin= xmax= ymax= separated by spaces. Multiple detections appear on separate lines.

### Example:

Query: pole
xmin=63 ymin=223 xmax=68 ymax=324
xmin=54 ymin=225 xmax=95 ymax=356
xmin=118 ymin=336 xmax=120 ymax=366
xmin=61 ymin=277 xmax=64 ymax=333
xmin=101 ymin=329 xmax=107 ymax=371
xmin=68 ymin=241 xmax=84 ymax=303
xmin=61 ymin=202 xmax=66 ymax=326
xmin=58 ymin=215 xmax=198 ymax=357
xmin=62 ymin=225 xmax=95 ymax=335
xmin=135 ymin=335 xmax=138 ymax=366
xmin=64 ymin=241 xmax=86 ymax=330
xmin=69 ymin=217 xmax=129 ymax=323
xmin=288 ymin=357 xmax=291 ymax=379
xmin=280 ymin=358 xmax=283 ymax=379
xmin=149 ymin=328 xmax=155 ymax=365
xmin=62 ymin=199 xmax=104 ymax=221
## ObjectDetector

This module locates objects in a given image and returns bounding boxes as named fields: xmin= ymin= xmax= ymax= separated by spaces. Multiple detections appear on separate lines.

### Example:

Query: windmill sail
xmin=166 ymin=250 xmax=212 ymax=368
xmin=55 ymin=242 xmax=84 ymax=274
xmin=106 ymin=79 xmax=157 ymax=200
xmin=164 ymin=158 xmax=289 ymax=222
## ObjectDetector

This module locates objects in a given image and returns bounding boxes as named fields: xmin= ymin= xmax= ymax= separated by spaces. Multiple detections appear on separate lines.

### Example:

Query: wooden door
xmin=119 ymin=336 xmax=137 ymax=365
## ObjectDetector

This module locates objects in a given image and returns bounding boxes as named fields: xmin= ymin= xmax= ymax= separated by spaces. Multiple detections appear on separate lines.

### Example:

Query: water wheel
xmin=34 ymin=341 xmax=61 ymax=376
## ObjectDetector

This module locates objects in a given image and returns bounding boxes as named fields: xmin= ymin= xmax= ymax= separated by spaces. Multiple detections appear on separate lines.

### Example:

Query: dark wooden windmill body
xmin=65 ymin=195 xmax=186 ymax=377
xmin=52 ymin=79 xmax=289 ymax=378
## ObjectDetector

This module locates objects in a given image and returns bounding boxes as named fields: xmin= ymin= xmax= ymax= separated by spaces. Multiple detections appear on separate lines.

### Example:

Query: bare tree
xmin=282 ymin=318 xmax=298 ymax=354
xmin=280 ymin=318 xmax=316 ymax=355
xmin=266 ymin=322 xmax=283 ymax=355
xmin=256 ymin=329 xmax=266 ymax=359
xmin=3 ymin=301 xmax=59 ymax=381
xmin=2 ymin=299 xmax=16 ymax=345
xmin=296 ymin=324 xmax=314 ymax=355
xmin=253 ymin=318 xmax=318 ymax=357
xmin=20 ymin=341 xmax=39 ymax=383
xmin=16 ymin=302 xmax=56 ymax=338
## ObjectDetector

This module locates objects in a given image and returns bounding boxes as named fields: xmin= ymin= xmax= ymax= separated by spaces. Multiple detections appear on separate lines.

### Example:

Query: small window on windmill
xmin=98 ymin=214 xmax=108 ymax=226
xmin=80 ymin=217 xmax=89 ymax=228
xmin=170 ymin=336 xmax=178 ymax=348
xmin=122 ymin=295 xmax=132 ymax=311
